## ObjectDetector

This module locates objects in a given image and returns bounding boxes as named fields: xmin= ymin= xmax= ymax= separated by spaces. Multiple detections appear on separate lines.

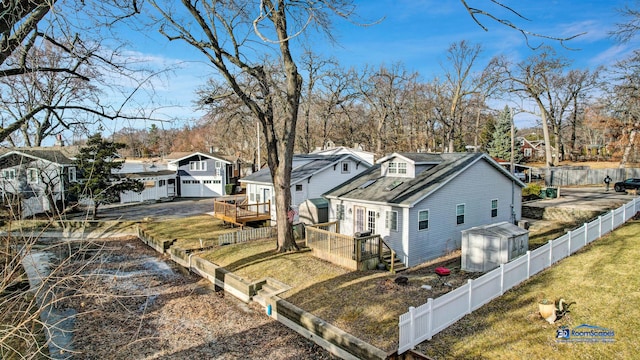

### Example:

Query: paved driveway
xmin=77 ymin=187 xmax=637 ymax=222
xmin=71 ymin=198 xmax=215 ymax=221
xmin=526 ymin=186 xmax=636 ymax=211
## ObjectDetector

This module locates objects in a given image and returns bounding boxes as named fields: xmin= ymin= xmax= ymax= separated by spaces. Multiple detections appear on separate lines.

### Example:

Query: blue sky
xmin=103 ymin=1 xmax=638 ymax=135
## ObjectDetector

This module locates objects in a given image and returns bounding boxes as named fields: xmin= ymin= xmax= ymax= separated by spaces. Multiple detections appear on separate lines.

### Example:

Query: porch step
xmin=382 ymin=253 xmax=407 ymax=273
xmin=253 ymin=278 xmax=291 ymax=307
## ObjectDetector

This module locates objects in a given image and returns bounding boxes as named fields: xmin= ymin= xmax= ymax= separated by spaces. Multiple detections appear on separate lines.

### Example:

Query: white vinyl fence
xmin=398 ymin=198 xmax=639 ymax=354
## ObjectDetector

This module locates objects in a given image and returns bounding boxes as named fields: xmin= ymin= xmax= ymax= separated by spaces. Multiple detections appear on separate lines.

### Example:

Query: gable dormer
xmin=378 ymin=153 xmax=415 ymax=178
xmin=377 ymin=152 xmax=444 ymax=178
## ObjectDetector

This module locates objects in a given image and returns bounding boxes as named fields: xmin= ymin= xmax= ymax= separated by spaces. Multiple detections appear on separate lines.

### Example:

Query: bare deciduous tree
xmin=148 ymin=0 xmax=358 ymax=252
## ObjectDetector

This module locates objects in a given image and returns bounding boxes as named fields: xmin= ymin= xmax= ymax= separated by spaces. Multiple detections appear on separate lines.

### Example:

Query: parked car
xmin=614 ymin=178 xmax=640 ymax=192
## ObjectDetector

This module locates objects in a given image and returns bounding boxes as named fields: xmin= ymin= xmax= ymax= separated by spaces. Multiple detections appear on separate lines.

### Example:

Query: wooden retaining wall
xmin=136 ymin=226 xmax=389 ymax=359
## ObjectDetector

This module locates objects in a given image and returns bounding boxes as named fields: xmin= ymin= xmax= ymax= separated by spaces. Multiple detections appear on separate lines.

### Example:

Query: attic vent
xmin=385 ymin=180 xmax=403 ymax=191
xmin=359 ymin=179 xmax=376 ymax=189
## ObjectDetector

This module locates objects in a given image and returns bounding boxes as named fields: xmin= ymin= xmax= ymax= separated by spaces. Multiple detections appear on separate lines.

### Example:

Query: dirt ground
xmin=57 ymin=237 xmax=332 ymax=360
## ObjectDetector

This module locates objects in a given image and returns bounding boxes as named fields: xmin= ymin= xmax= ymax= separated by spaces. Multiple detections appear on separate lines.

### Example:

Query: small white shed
xmin=461 ymin=221 xmax=529 ymax=273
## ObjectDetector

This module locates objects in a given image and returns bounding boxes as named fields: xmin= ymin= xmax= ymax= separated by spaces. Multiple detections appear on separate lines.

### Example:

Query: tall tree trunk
xmin=620 ymin=124 xmax=638 ymax=169
xmin=553 ymin=123 xmax=562 ymax=165
xmin=535 ymin=100 xmax=554 ymax=168
xmin=271 ymin=6 xmax=302 ymax=252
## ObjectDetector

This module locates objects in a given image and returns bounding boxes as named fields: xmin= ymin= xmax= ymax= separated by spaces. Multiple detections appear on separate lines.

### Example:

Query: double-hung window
xmin=491 ymin=199 xmax=498 ymax=218
xmin=189 ymin=161 xmax=206 ymax=171
xmin=341 ymin=161 xmax=350 ymax=173
xmin=27 ymin=168 xmax=39 ymax=184
xmin=385 ymin=210 xmax=398 ymax=231
xmin=398 ymin=162 xmax=407 ymax=175
xmin=68 ymin=167 xmax=77 ymax=182
xmin=456 ymin=204 xmax=465 ymax=225
xmin=418 ymin=210 xmax=429 ymax=230
xmin=388 ymin=162 xmax=397 ymax=174
xmin=2 ymin=169 xmax=16 ymax=180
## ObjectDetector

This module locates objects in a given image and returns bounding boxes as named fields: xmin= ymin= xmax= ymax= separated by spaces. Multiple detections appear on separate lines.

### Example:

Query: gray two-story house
xmin=166 ymin=152 xmax=233 ymax=197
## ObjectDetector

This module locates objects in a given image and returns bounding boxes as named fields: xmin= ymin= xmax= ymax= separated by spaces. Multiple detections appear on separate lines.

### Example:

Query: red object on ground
xmin=435 ymin=267 xmax=451 ymax=276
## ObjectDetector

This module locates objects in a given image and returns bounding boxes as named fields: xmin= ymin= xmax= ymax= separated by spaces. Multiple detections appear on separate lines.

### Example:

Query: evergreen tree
xmin=70 ymin=133 xmax=143 ymax=219
xmin=478 ymin=115 xmax=496 ymax=151
xmin=488 ymin=106 xmax=523 ymax=163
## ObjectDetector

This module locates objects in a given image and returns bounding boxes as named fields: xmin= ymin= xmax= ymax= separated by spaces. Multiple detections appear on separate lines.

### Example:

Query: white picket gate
xmin=398 ymin=197 xmax=639 ymax=354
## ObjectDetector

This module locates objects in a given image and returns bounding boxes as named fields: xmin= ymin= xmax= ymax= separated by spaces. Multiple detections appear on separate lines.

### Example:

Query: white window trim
xmin=456 ymin=203 xmax=465 ymax=225
xmin=2 ymin=169 xmax=16 ymax=180
xmin=386 ymin=210 xmax=398 ymax=231
xmin=367 ymin=210 xmax=376 ymax=233
xmin=68 ymin=167 xmax=77 ymax=182
xmin=388 ymin=162 xmax=397 ymax=174
xmin=418 ymin=209 xmax=429 ymax=231
xmin=341 ymin=161 xmax=350 ymax=174
xmin=189 ymin=161 xmax=207 ymax=171
xmin=398 ymin=162 xmax=407 ymax=175
xmin=27 ymin=168 xmax=39 ymax=184
xmin=491 ymin=199 xmax=498 ymax=218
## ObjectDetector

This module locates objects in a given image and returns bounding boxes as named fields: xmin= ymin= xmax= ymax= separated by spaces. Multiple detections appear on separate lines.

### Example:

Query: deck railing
xmin=305 ymin=222 xmax=383 ymax=270
xmin=213 ymin=195 xmax=271 ymax=224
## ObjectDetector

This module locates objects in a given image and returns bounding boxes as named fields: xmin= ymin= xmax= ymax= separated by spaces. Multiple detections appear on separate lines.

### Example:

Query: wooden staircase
xmin=252 ymin=278 xmax=291 ymax=307
xmin=382 ymin=250 xmax=407 ymax=273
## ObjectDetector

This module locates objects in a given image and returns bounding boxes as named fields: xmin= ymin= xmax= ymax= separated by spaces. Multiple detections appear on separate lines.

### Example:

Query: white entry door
xmin=262 ymin=188 xmax=271 ymax=213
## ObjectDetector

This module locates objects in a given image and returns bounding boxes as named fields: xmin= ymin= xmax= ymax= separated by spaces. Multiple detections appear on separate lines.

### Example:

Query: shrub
xmin=522 ymin=183 xmax=542 ymax=197
xmin=225 ymin=183 xmax=235 ymax=195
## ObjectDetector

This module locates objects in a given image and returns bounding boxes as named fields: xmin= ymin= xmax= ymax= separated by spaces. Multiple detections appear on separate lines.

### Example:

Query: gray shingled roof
xmin=0 ymin=148 xmax=76 ymax=168
xmin=324 ymin=152 xmax=523 ymax=206
xmin=240 ymin=154 xmax=356 ymax=185
xmin=165 ymin=151 xmax=232 ymax=163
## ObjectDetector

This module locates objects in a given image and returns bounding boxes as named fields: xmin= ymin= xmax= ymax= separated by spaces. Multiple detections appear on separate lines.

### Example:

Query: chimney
xmin=55 ymin=134 xmax=64 ymax=147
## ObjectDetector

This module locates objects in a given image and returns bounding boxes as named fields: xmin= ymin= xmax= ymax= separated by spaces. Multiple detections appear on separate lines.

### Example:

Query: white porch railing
xmin=398 ymin=197 xmax=639 ymax=354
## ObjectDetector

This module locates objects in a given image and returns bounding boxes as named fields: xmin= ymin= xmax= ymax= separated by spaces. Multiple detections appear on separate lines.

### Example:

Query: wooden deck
xmin=213 ymin=195 xmax=271 ymax=226
xmin=305 ymin=222 xmax=404 ymax=272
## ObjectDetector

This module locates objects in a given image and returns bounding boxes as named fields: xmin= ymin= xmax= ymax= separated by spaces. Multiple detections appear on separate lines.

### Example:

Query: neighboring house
xmin=310 ymin=145 xmax=376 ymax=166
xmin=520 ymin=138 xmax=556 ymax=161
xmin=165 ymin=152 xmax=233 ymax=197
xmin=115 ymin=160 xmax=176 ymax=203
xmin=239 ymin=153 xmax=372 ymax=223
xmin=323 ymin=152 xmax=526 ymax=267
xmin=0 ymin=147 xmax=79 ymax=217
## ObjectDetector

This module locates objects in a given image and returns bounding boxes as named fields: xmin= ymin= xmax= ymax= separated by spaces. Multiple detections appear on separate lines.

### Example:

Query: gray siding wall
xmin=406 ymin=160 xmax=522 ymax=267
xmin=178 ymin=158 xmax=225 ymax=178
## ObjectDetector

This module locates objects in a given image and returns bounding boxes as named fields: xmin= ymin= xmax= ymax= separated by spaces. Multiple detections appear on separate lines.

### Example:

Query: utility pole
xmin=256 ymin=122 xmax=261 ymax=172
xmin=510 ymin=106 xmax=515 ymax=175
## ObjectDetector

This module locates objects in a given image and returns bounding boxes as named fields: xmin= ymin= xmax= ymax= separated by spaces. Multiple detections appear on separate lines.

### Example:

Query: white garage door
xmin=181 ymin=179 xmax=221 ymax=197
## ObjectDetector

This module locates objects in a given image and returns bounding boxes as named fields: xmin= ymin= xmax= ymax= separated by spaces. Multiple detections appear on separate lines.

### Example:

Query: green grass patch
xmin=417 ymin=220 xmax=640 ymax=359
xmin=139 ymin=216 xmax=236 ymax=250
